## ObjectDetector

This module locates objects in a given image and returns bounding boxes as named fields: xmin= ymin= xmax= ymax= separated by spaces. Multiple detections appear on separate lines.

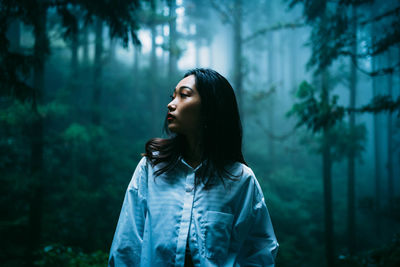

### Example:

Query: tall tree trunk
xmin=347 ymin=6 xmax=357 ymax=256
xmin=387 ymin=49 xmax=394 ymax=212
xmin=92 ymin=18 xmax=103 ymax=125
xmin=150 ymin=0 xmax=159 ymax=136
xmin=370 ymin=5 xmax=382 ymax=240
xmin=87 ymin=17 xmax=104 ymax=248
xmin=195 ymin=41 xmax=200 ymax=67
xmin=288 ymin=28 xmax=298 ymax=168
xmin=109 ymin=37 xmax=116 ymax=64
xmin=133 ymin=43 xmax=140 ymax=78
xmin=289 ymin=29 xmax=297 ymax=93
xmin=232 ymin=0 xmax=243 ymax=113
xmin=321 ymin=70 xmax=334 ymax=267
xmin=70 ymin=28 xmax=78 ymax=77
xmin=372 ymin=50 xmax=381 ymax=239
xmin=168 ymin=0 xmax=177 ymax=78
xmin=279 ymin=31 xmax=286 ymax=94
xmin=6 ymin=19 xmax=21 ymax=52
xmin=208 ymin=40 xmax=213 ymax=68
xmin=82 ymin=24 xmax=89 ymax=65
xmin=266 ymin=0 xmax=275 ymax=166
xmin=28 ymin=4 xmax=47 ymax=265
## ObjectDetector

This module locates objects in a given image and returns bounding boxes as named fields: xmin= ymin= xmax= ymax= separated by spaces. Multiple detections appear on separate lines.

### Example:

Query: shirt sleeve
xmin=237 ymin=176 xmax=279 ymax=267
xmin=108 ymin=157 xmax=148 ymax=267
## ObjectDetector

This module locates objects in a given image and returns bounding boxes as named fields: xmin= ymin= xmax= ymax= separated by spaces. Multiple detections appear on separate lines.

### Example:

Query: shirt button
xmin=185 ymin=186 xmax=192 ymax=192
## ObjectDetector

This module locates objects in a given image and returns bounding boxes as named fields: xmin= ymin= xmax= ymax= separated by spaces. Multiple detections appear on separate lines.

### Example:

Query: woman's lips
xmin=167 ymin=114 xmax=175 ymax=121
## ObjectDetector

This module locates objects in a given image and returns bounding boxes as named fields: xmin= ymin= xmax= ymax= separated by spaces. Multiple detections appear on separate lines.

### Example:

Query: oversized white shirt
xmin=108 ymin=157 xmax=278 ymax=267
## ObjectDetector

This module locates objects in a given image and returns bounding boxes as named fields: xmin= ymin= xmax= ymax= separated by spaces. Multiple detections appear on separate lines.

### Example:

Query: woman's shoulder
xmin=129 ymin=156 xmax=150 ymax=190
xmin=138 ymin=156 xmax=149 ymax=168
xmin=227 ymin=162 xmax=264 ymax=194
xmin=135 ymin=156 xmax=150 ymax=175
xmin=226 ymin=161 xmax=256 ymax=181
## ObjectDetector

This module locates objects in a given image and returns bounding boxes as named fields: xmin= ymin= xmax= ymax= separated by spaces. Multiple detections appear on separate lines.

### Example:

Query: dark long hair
xmin=144 ymin=68 xmax=246 ymax=188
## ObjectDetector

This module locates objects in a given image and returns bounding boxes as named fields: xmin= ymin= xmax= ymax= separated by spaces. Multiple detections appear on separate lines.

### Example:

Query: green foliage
xmin=259 ymin=166 xmax=325 ymax=267
xmin=295 ymin=80 xmax=314 ymax=99
xmin=0 ymin=35 xmax=161 ymax=264
xmin=307 ymin=9 xmax=351 ymax=71
xmin=352 ymin=95 xmax=400 ymax=116
xmin=328 ymin=122 xmax=367 ymax=161
xmin=0 ymin=99 xmax=70 ymax=126
xmin=0 ymin=0 xmax=143 ymax=103
xmin=291 ymin=0 xmax=399 ymax=72
xmin=61 ymin=123 xmax=107 ymax=145
xmin=287 ymin=81 xmax=345 ymax=133
xmin=62 ymin=123 xmax=91 ymax=144
xmin=39 ymin=101 xmax=70 ymax=118
xmin=0 ymin=99 xmax=34 ymax=125
xmin=337 ymin=233 xmax=400 ymax=267
xmin=35 ymin=244 xmax=108 ymax=267
xmin=0 ymin=52 xmax=35 ymax=101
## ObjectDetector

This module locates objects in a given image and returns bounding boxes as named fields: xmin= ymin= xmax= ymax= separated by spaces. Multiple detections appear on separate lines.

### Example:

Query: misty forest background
xmin=1 ymin=0 xmax=400 ymax=266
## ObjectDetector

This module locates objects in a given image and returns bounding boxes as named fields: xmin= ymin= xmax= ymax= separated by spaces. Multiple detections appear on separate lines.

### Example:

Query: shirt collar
xmin=179 ymin=156 xmax=204 ymax=172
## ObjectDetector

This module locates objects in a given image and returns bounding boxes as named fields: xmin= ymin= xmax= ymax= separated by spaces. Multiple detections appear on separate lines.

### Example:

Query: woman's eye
xmin=180 ymin=93 xmax=189 ymax=98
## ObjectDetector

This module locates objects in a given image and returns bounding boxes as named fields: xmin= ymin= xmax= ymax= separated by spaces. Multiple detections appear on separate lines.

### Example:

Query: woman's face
xmin=167 ymin=75 xmax=202 ymax=136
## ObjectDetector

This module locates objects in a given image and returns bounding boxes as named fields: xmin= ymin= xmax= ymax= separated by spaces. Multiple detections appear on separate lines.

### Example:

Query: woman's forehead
xmin=176 ymin=75 xmax=196 ymax=89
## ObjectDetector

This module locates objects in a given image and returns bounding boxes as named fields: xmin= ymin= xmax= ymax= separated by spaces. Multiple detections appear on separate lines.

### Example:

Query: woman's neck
xmin=183 ymin=134 xmax=203 ymax=169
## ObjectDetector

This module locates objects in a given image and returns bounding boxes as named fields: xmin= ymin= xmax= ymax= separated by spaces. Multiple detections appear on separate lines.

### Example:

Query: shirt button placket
xmin=175 ymin=172 xmax=196 ymax=266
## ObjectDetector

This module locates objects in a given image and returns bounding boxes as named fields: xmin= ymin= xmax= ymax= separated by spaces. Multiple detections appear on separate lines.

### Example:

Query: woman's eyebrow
xmin=172 ymin=86 xmax=193 ymax=95
xmin=177 ymin=86 xmax=193 ymax=91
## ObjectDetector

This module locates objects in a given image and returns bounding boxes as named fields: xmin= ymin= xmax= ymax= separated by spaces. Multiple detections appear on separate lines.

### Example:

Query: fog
xmin=1 ymin=0 xmax=399 ymax=266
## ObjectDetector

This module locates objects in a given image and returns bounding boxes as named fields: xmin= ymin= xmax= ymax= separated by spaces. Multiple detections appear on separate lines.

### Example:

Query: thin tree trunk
xmin=71 ymin=28 xmax=78 ymax=77
xmin=289 ymin=28 xmax=298 ymax=168
xmin=322 ymin=70 xmax=334 ymax=267
xmin=28 ymin=3 xmax=47 ymax=265
xmin=6 ymin=19 xmax=21 ymax=52
xmin=82 ymin=24 xmax=89 ymax=65
xmin=133 ymin=43 xmax=140 ymax=77
xmin=92 ymin=18 xmax=103 ymax=125
xmin=289 ymin=29 xmax=297 ymax=93
xmin=370 ymin=4 xmax=382 ymax=240
xmin=168 ymin=0 xmax=177 ymax=78
xmin=109 ymin=37 xmax=116 ymax=64
xmin=232 ymin=0 xmax=243 ymax=113
xmin=86 ymin=17 xmax=104 ymax=248
xmin=150 ymin=0 xmax=159 ymax=136
xmin=279 ymin=31 xmax=285 ymax=94
xmin=387 ymin=49 xmax=394 ymax=212
xmin=208 ymin=41 xmax=213 ymax=68
xmin=195 ymin=41 xmax=200 ymax=67
xmin=347 ymin=6 xmax=357 ymax=256
xmin=372 ymin=51 xmax=381 ymax=239
xmin=398 ymin=45 xmax=400 ymax=205
xmin=266 ymin=0 xmax=275 ymax=166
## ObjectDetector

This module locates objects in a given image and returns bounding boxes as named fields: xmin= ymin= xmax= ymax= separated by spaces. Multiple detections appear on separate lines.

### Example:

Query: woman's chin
xmin=167 ymin=124 xmax=179 ymax=133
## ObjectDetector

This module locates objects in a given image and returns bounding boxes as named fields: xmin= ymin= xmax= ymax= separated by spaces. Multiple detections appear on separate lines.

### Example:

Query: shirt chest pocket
xmin=201 ymin=211 xmax=234 ymax=259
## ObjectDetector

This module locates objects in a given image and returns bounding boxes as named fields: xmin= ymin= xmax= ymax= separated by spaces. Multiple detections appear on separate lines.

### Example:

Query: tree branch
xmin=346 ymin=51 xmax=400 ymax=77
xmin=255 ymin=119 xmax=297 ymax=141
xmin=209 ymin=0 xmax=234 ymax=25
xmin=359 ymin=6 xmax=400 ymax=26
xmin=346 ymin=95 xmax=400 ymax=114
xmin=243 ymin=21 xmax=306 ymax=43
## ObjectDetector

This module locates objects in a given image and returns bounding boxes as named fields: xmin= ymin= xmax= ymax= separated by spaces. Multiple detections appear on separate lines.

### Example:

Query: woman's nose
xmin=167 ymin=100 xmax=176 ymax=111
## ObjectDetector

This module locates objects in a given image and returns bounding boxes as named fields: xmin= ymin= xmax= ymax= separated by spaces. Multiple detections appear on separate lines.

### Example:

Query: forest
xmin=0 ymin=0 xmax=399 ymax=266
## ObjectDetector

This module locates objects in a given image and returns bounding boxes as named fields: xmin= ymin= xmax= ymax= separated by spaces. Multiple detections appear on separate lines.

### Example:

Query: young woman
xmin=108 ymin=68 xmax=278 ymax=267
